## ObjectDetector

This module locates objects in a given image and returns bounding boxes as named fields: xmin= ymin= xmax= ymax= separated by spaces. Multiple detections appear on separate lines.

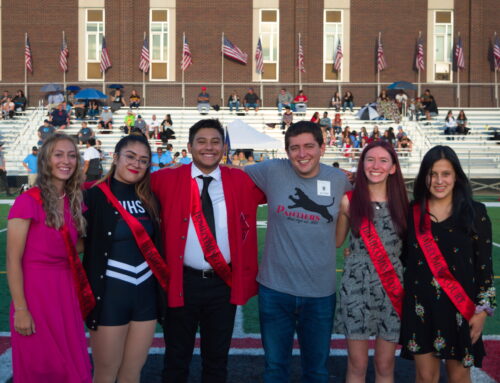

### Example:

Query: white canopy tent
xmin=227 ymin=119 xmax=283 ymax=150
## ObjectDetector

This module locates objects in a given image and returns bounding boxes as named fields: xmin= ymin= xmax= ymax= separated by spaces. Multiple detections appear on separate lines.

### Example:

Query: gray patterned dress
xmin=335 ymin=202 xmax=403 ymax=342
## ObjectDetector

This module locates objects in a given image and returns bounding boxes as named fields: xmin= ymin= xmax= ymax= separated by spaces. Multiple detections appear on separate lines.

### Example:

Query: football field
xmin=0 ymin=200 xmax=499 ymax=382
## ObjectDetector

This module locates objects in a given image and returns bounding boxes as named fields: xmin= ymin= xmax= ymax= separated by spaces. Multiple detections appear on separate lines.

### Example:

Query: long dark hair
xmin=350 ymin=141 xmax=409 ymax=237
xmin=95 ymin=134 xmax=159 ymax=223
xmin=413 ymin=145 xmax=474 ymax=233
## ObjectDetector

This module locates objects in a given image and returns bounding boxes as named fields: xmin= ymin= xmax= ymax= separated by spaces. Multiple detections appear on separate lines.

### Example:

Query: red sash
xmin=26 ymin=188 xmax=96 ymax=319
xmin=346 ymin=191 xmax=404 ymax=318
xmin=413 ymin=203 xmax=475 ymax=321
xmin=97 ymin=182 xmax=170 ymax=294
xmin=190 ymin=177 xmax=232 ymax=287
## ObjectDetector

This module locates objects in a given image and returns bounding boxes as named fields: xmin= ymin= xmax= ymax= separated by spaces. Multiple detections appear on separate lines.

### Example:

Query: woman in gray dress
xmin=335 ymin=141 xmax=409 ymax=382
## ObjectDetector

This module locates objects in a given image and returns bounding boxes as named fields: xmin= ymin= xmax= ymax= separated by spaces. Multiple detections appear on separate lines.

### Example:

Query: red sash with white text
xmin=346 ymin=192 xmax=404 ymax=318
xmin=97 ymin=182 xmax=170 ymax=294
xmin=413 ymin=203 xmax=475 ymax=321
xmin=190 ymin=178 xmax=232 ymax=287
xmin=26 ymin=187 xmax=96 ymax=319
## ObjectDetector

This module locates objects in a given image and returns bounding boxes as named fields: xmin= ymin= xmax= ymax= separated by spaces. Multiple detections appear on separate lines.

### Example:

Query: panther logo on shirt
xmin=288 ymin=188 xmax=334 ymax=223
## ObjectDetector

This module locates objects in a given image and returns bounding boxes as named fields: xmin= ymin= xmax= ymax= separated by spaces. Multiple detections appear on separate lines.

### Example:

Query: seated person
xmin=151 ymin=146 xmax=173 ymax=172
xmin=134 ymin=114 xmax=147 ymax=135
xmin=147 ymin=114 xmax=160 ymax=139
xmin=276 ymin=88 xmax=292 ymax=114
xmin=333 ymin=113 xmax=342 ymax=135
xmin=178 ymin=149 xmax=192 ymax=165
xmin=456 ymin=110 xmax=469 ymax=135
xmin=421 ymin=89 xmax=438 ymax=120
xmin=111 ymin=89 xmax=126 ymax=112
xmin=292 ymin=90 xmax=308 ymax=113
xmin=77 ymin=122 xmax=94 ymax=145
xmin=100 ymin=106 xmax=113 ymax=125
xmin=444 ymin=110 xmax=457 ymax=135
xmin=396 ymin=126 xmax=406 ymax=142
xmin=0 ymin=90 xmax=9 ymax=105
xmin=331 ymin=91 xmax=341 ymax=111
xmin=37 ymin=120 xmax=56 ymax=145
xmin=123 ymin=110 xmax=136 ymax=134
xmin=73 ymin=99 xmax=87 ymax=120
xmin=281 ymin=106 xmax=293 ymax=130
xmin=397 ymin=134 xmax=413 ymax=153
xmin=395 ymin=90 xmax=408 ymax=114
xmin=50 ymin=103 xmax=69 ymax=129
xmin=319 ymin=112 xmax=334 ymax=146
xmin=409 ymin=98 xmax=424 ymax=121
xmin=12 ymin=90 xmax=27 ymax=111
xmin=227 ymin=91 xmax=241 ymax=113
xmin=342 ymin=91 xmax=354 ymax=112
xmin=87 ymin=100 xmax=100 ymax=119
xmin=129 ymin=90 xmax=141 ymax=108
xmin=99 ymin=120 xmax=113 ymax=134
xmin=2 ymin=97 xmax=15 ymax=119
xmin=197 ymin=86 xmax=210 ymax=114
xmin=244 ymin=88 xmax=260 ymax=112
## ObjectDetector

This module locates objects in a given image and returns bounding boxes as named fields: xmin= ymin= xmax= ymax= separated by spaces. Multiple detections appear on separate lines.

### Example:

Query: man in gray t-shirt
xmin=245 ymin=121 xmax=351 ymax=382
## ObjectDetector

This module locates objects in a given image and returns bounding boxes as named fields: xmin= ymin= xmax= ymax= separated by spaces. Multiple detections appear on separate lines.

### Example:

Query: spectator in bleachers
xmin=292 ymin=90 xmax=308 ymax=113
xmin=37 ymin=120 xmax=56 ymax=145
xmin=134 ymin=115 xmax=147 ymax=135
xmin=2 ymin=96 xmax=15 ymax=119
xmin=396 ymin=126 xmax=406 ymax=142
xmin=13 ymin=90 xmax=27 ymax=111
xmin=197 ymin=86 xmax=210 ymax=114
xmin=73 ymin=99 xmax=87 ymax=120
xmin=319 ymin=111 xmax=333 ymax=145
xmin=331 ymin=91 xmax=341 ymax=111
xmin=342 ymin=90 xmax=354 ymax=112
xmin=238 ymin=151 xmax=248 ymax=166
xmin=0 ymin=90 xmax=10 ymax=105
xmin=277 ymin=88 xmax=293 ymax=114
xmin=227 ymin=90 xmax=241 ymax=113
xmin=421 ymin=89 xmax=439 ymax=120
xmin=77 ymin=122 xmax=95 ymax=145
xmin=0 ymin=142 xmax=11 ymax=195
xmin=281 ymin=106 xmax=293 ymax=131
xmin=342 ymin=135 xmax=355 ymax=162
xmin=147 ymin=114 xmax=160 ymax=139
xmin=395 ymin=90 xmax=408 ymax=115
xmin=178 ymin=149 xmax=191 ymax=165
xmin=310 ymin=112 xmax=320 ymax=124
xmin=82 ymin=138 xmax=102 ymax=181
xmin=231 ymin=152 xmax=240 ymax=166
xmin=100 ymin=106 xmax=113 ymax=125
xmin=87 ymin=100 xmax=100 ymax=120
xmin=397 ymin=134 xmax=413 ymax=153
xmin=456 ymin=110 xmax=469 ymax=135
xmin=151 ymin=146 xmax=168 ymax=172
xmin=165 ymin=143 xmax=177 ymax=167
xmin=371 ymin=125 xmax=380 ymax=139
xmin=124 ymin=110 xmax=136 ymax=134
xmin=377 ymin=89 xmax=390 ymax=102
xmin=47 ymin=92 xmax=64 ymax=111
xmin=50 ymin=104 xmax=70 ymax=130
xmin=444 ymin=110 xmax=457 ymax=135
xmin=246 ymin=155 xmax=256 ymax=166
xmin=67 ymin=91 xmax=76 ymax=106
xmin=409 ymin=97 xmax=424 ymax=121
xmin=101 ymin=121 xmax=113 ymax=135
xmin=160 ymin=114 xmax=175 ymax=144
xmin=22 ymin=146 xmax=38 ymax=187
xmin=129 ymin=89 xmax=141 ymax=109
xmin=111 ymin=89 xmax=126 ymax=112
xmin=244 ymin=87 xmax=260 ymax=113
xmin=333 ymin=113 xmax=342 ymax=135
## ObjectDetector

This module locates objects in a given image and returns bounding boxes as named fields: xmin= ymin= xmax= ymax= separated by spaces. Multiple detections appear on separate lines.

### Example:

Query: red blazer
xmin=151 ymin=164 xmax=266 ymax=307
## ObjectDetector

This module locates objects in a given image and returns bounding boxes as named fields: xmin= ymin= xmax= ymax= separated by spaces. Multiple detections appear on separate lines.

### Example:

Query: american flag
xmin=255 ymin=37 xmax=264 ymax=75
xmin=455 ymin=36 xmax=465 ymax=71
xmin=223 ymin=37 xmax=248 ymax=65
xmin=139 ymin=37 xmax=150 ymax=73
xmin=377 ymin=36 xmax=387 ymax=71
xmin=181 ymin=36 xmax=192 ymax=71
xmin=100 ymin=36 xmax=112 ymax=73
xmin=59 ymin=35 xmax=69 ymax=72
xmin=493 ymin=35 xmax=500 ymax=71
xmin=297 ymin=37 xmax=305 ymax=73
xmin=25 ymin=35 xmax=33 ymax=73
xmin=334 ymin=39 xmax=343 ymax=71
xmin=415 ymin=37 xmax=425 ymax=71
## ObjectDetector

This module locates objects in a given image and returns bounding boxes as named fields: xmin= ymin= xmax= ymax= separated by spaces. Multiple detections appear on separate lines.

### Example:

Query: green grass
xmin=0 ymin=203 xmax=499 ymax=335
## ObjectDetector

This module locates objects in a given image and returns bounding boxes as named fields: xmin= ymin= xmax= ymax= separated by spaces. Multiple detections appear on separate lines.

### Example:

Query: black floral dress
xmin=400 ymin=201 xmax=496 ymax=367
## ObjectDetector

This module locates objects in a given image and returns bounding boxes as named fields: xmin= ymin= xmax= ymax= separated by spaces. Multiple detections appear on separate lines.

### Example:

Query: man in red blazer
xmin=151 ymin=119 xmax=265 ymax=383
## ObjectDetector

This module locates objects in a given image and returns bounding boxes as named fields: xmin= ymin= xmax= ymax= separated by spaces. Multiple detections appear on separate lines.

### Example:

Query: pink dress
xmin=9 ymin=192 xmax=92 ymax=383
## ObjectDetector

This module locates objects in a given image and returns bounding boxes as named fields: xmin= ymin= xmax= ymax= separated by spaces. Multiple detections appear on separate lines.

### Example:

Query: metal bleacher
xmin=4 ymin=105 xmax=500 ymax=192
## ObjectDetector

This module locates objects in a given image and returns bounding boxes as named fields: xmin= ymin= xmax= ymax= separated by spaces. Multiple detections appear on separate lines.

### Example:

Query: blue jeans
xmin=277 ymin=102 xmax=291 ymax=113
xmin=342 ymin=101 xmax=354 ymax=112
xmin=259 ymin=284 xmax=336 ymax=383
xmin=229 ymin=101 xmax=240 ymax=112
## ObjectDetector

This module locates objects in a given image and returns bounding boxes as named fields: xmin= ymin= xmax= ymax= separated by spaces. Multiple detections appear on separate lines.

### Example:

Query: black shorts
xmin=98 ymin=275 xmax=157 ymax=326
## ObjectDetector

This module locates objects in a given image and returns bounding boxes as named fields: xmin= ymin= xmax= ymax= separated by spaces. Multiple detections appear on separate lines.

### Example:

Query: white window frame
xmin=149 ymin=8 xmax=170 ymax=81
xmin=323 ymin=9 xmax=343 ymax=82
xmin=433 ymin=10 xmax=453 ymax=83
xmin=259 ymin=8 xmax=279 ymax=82
xmin=85 ymin=8 xmax=105 ymax=81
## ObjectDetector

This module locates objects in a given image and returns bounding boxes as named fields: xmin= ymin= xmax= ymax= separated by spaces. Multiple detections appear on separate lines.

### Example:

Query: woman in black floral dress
xmin=400 ymin=145 xmax=495 ymax=383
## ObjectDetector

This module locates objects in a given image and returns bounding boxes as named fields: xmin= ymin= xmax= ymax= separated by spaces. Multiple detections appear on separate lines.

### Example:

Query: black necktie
xmin=198 ymin=175 xmax=216 ymax=240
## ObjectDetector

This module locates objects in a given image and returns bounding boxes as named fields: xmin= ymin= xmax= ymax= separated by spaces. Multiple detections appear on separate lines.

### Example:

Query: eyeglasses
xmin=120 ymin=153 xmax=150 ymax=168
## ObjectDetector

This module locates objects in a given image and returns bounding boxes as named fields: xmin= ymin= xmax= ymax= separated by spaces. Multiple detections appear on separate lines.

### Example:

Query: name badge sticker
xmin=317 ymin=180 xmax=331 ymax=197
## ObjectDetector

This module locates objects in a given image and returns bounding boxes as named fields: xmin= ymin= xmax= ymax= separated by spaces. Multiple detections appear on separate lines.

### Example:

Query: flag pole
xmin=24 ymin=33 xmax=28 ymax=99
xmin=298 ymin=33 xmax=302 ymax=90
xmin=377 ymin=32 xmax=381 ymax=96
xmin=182 ymin=32 xmax=185 ymax=109
xmin=62 ymin=31 xmax=67 ymax=99
xmin=457 ymin=32 xmax=461 ymax=108
xmin=417 ymin=31 xmax=421 ymax=96
xmin=495 ymin=32 xmax=499 ymax=108
xmin=221 ymin=32 xmax=225 ymax=107
xmin=142 ymin=31 xmax=146 ymax=107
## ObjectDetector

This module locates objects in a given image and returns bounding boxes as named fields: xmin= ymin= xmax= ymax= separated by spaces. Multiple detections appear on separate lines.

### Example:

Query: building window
xmin=433 ymin=11 xmax=453 ymax=82
xmin=323 ymin=10 xmax=343 ymax=82
xmin=259 ymin=9 xmax=279 ymax=81
xmin=85 ymin=9 xmax=104 ymax=80
xmin=150 ymin=9 xmax=169 ymax=80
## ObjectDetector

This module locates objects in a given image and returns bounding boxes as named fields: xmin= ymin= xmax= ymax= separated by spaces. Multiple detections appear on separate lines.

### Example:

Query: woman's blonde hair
xmin=36 ymin=133 xmax=86 ymax=234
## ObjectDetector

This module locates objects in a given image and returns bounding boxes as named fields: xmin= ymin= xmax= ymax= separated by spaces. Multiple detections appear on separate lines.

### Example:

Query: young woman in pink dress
xmin=7 ymin=133 xmax=92 ymax=382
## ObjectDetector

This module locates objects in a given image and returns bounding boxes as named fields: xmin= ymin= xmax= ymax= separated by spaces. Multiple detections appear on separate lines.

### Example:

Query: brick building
xmin=1 ymin=0 xmax=499 ymax=108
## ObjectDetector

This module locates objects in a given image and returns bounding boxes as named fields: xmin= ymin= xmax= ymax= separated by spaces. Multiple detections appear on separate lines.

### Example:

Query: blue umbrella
xmin=74 ymin=88 xmax=108 ymax=100
xmin=40 ymin=83 xmax=63 ymax=92
xmin=66 ymin=85 xmax=81 ymax=92
xmin=108 ymin=84 xmax=124 ymax=89
xmin=387 ymin=81 xmax=417 ymax=91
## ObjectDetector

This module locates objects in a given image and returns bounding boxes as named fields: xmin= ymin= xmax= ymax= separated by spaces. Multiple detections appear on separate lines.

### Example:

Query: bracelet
xmin=475 ymin=305 xmax=495 ymax=317
xmin=14 ymin=307 xmax=27 ymax=311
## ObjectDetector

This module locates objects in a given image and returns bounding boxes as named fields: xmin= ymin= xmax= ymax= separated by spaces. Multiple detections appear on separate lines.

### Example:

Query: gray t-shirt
xmin=246 ymin=159 xmax=351 ymax=297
